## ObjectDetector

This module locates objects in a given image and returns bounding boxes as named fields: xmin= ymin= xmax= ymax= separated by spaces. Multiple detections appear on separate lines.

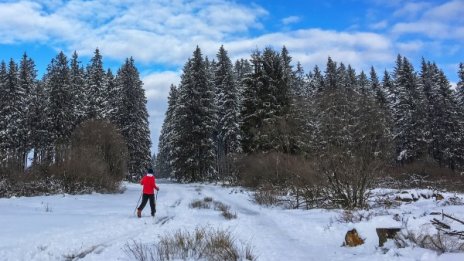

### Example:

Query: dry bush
xmin=125 ymin=227 xmax=255 ymax=261
xmin=56 ymin=119 xmax=128 ymax=193
xmin=124 ymin=240 xmax=155 ymax=261
xmin=253 ymin=183 xmax=280 ymax=206
xmin=238 ymin=152 xmax=326 ymax=209
xmin=190 ymin=199 xmax=211 ymax=209
xmin=189 ymin=198 xmax=237 ymax=220
xmin=397 ymin=230 xmax=464 ymax=254
xmin=383 ymin=161 xmax=464 ymax=192
xmin=0 ymin=164 xmax=64 ymax=197
xmin=214 ymin=201 xmax=237 ymax=220
xmin=336 ymin=210 xmax=373 ymax=223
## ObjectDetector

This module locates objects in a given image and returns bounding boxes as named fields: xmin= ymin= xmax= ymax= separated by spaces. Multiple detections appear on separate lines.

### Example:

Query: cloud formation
xmin=392 ymin=0 xmax=464 ymax=40
xmin=281 ymin=16 xmax=301 ymax=25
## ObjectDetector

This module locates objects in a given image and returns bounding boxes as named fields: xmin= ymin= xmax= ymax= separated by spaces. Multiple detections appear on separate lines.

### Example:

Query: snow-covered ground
xmin=1 ymin=180 xmax=463 ymax=261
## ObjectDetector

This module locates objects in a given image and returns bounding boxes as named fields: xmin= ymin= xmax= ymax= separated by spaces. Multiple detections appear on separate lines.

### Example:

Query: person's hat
xmin=147 ymin=168 xmax=154 ymax=174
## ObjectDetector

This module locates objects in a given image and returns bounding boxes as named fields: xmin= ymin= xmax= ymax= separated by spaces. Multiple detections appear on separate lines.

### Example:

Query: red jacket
xmin=140 ymin=174 xmax=159 ymax=194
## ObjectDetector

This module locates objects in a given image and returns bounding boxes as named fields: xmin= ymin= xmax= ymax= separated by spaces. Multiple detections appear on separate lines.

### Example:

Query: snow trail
xmin=1 ymin=180 xmax=463 ymax=260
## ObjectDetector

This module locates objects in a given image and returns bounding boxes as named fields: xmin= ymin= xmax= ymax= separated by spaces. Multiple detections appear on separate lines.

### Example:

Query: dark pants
xmin=138 ymin=194 xmax=156 ymax=216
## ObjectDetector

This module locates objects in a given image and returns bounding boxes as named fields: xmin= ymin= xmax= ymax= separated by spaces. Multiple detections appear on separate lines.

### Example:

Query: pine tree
xmin=69 ymin=51 xmax=86 ymax=126
xmin=45 ymin=52 xmax=74 ymax=162
xmin=2 ymin=59 xmax=24 ymax=169
xmin=214 ymin=46 xmax=241 ymax=178
xmin=240 ymin=50 xmax=263 ymax=153
xmin=157 ymin=85 xmax=178 ymax=178
xmin=18 ymin=53 xmax=38 ymax=168
xmin=325 ymin=57 xmax=338 ymax=90
xmin=172 ymin=47 xmax=216 ymax=181
xmin=357 ymin=71 xmax=370 ymax=95
xmin=392 ymin=56 xmax=426 ymax=163
xmin=115 ymin=58 xmax=151 ymax=180
xmin=29 ymin=80 xmax=48 ymax=165
xmin=457 ymin=63 xmax=464 ymax=107
xmin=370 ymin=67 xmax=388 ymax=108
xmin=420 ymin=61 xmax=462 ymax=168
xmin=305 ymin=65 xmax=324 ymax=96
xmin=105 ymin=69 xmax=119 ymax=123
xmin=0 ymin=61 xmax=8 ymax=165
xmin=85 ymin=48 xmax=107 ymax=120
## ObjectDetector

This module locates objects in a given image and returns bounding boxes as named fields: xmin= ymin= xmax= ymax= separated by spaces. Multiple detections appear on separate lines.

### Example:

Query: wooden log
xmin=376 ymin=228 xmax=401 ymax=247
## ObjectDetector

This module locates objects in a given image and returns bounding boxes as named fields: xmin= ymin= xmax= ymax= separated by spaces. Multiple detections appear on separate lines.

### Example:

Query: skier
xmin=137 ymin=168 xmax=159 ymax=218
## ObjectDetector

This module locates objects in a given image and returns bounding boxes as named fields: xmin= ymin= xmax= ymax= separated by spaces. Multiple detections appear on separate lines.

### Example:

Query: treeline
xmin=0 ymin=50 xmax=151 ymax=181
xmin=157 ymin=45 xmax=464 ymax=206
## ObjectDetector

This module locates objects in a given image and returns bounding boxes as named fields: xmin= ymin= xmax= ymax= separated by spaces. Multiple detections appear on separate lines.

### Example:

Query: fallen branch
xmin=442 ymin=213 xmax=464 ymax=225
xmin=431 ymin=218 xmax=451 ymax=230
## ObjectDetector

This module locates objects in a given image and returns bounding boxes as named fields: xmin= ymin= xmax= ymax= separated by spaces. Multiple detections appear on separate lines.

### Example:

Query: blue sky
xmin=1 ymin=0 xmax=463 ymax=154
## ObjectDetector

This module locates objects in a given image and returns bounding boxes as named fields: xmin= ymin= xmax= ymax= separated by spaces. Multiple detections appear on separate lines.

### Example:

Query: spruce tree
xmin=70 ymin=51 xmax=86 ymax=126
xmin=305 ymin=65 xmax=324 ymax=96
xmin=0 ymin=61 xmax=8 ymax=165
xmin=420 ymin=61 xmax=462 ymax=168
xmin=457 ymin=63 xmax=464 ymax=107
xmin=105 ymin=69 xmax=119 ymax=123
xmin=29 ymin=80 xmax=48 ymax=165
xmin=370 ymin=67 xmax=388 ymax=108
xmin=3 ymin=59 xmax=24 ymax=169
xmin=172 ymin=47 xmax=216 ymax=181
xmin=45 ymin=52 xmax=74 ymax=162
xmin=85 ymin=48 xmax=107 ymax=120
xmin=157 ymin=85 xmax=178 ymax=178
xmin=115 ymin=58 xmax=151 ymax=180
xmin=240 ymin=50 xmax=263 ymax=153
xmin=392 ymin=56 xmax=426 ymax=163
xmin=214 ymin=46 xmax=241 ymax=177
xmin=18 ymin=53 xmax=38 ymax=168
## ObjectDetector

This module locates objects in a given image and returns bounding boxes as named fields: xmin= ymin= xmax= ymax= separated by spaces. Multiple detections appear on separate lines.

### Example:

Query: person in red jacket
xmin=137 ymin=168 xmax=159 ymax=218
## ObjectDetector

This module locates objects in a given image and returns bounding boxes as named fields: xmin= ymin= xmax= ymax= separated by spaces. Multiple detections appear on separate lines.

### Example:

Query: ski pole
xmin=134 ymin=191 xmax=142 ymax=215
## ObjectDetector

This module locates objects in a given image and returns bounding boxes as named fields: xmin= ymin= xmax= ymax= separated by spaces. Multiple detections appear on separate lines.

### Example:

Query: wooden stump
xmin=376 ymin=228 xmax=401 ymax=247
xmin=343 ymin=229 xmax=364 ymax=247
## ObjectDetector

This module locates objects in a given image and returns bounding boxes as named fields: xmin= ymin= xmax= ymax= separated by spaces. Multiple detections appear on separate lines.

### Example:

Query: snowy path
xmin=1 ymin=180 xmax=463 ymax=260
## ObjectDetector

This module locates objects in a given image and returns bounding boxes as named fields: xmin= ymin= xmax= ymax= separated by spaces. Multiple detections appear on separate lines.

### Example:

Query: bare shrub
xmin=58 ymin=119 xmax=128 ymax=193
xmin=382 ymin=161 xmax=464 ymax=193
xmin=0 ymin=166 xmax=64 ymax=198
xmin=125 ymin=227 xmax=255 ymax=261
xmin=189 ymin=198 xmax=237 ymax=220
xmin=214 ymin=202 xmax=237 ymax=220
xmin=253 ymin=183 xmax=279 ymax=206
xmin=190 ymin=199 xmax=211 ymax=209
xmin=123 ymin=240 xmax=156 ymax=261
xmin=238 ymin=152 xmax=326 ymax=209
xmin=398 ymin=230 xmax=464 ymax=254
xmin=336 ymin=210 xmax=373 ymax=223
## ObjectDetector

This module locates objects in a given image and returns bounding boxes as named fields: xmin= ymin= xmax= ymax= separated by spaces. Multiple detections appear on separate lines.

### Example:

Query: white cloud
xmin=0 ymin=0 xmax=398 ymax=72
xmin=281 ymin=16 xmax=301 ymax=25
xmin=0 ymin=0 xmax=267 ymax=63
xmin=393 ymin=2 xmax=431 ymax=19
xmin=143 ymin=71 xmax=180 ymax=101
xmin=369 ymin=20 xmax=388 ymax=30
xmin=391 ymin=0 xmax=464 ymax=40
xmin=221 ymin=29 xmax=394 ymax=72
xmin=396 ymin=40 xmax=424 ymax=53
